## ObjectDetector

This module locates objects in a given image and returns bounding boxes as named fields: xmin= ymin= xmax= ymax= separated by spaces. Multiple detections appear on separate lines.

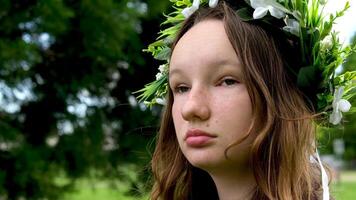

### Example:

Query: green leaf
xmin=154 ymin=47 xmax=172 ymax=61
xmin=134 ymin=75 xmax=168 ymax=103
xmin=297 ymin=65 xmax=317 ymax=87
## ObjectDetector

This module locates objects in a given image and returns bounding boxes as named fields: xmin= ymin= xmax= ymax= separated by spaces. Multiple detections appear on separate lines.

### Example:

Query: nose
xmin=181 ymin=87 xmax=211 ymax=121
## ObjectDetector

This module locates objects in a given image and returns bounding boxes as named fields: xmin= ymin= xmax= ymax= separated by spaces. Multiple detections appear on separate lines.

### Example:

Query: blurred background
xmin=0 ymin=0 xmax=355 ymax=200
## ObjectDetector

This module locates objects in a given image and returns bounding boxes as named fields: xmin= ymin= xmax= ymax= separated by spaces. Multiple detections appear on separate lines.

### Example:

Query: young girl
xmin=137 ymin=0 xmax=355 ymax=199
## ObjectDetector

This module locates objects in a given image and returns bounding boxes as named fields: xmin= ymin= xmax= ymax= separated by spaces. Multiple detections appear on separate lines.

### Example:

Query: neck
xmin=209 ymin=167 xmax=256 ymax=200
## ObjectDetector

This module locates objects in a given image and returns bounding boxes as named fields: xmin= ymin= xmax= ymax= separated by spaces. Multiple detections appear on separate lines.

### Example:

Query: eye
xmin=220 ymin=78 xmax=239 ymax=86
xmin=174 ymin=85 xmax=190 ymax=94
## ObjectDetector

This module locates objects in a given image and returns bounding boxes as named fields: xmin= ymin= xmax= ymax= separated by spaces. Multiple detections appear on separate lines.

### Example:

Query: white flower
xmin=321 ymin=35 xmax=333 ymax=50
xmin=329 ymin=87 xmax=351 ymax=125
xmin=209 ymin=0 xmax=219 ymax=8
xmin=182 ymin=0 xmax=200 ymax=18
xmin=250 ymin=0 xmax=287 ymax=19
xmin=283 ymin=18 xmax=300 ymax=36
xmin=182 ymin=0 xmax=220 ymax=18
xmin=156 ymin=64 xmax=168 ymax=80
xmin=156 ymin=72 xmax=163 ymax=80
xmin=158 ymin=64 xmax=166 ymax=73
xmin=155 ymin=64 xmax=167 ymax=80
xmin=156 ymin=98 xmax=167 ymax=105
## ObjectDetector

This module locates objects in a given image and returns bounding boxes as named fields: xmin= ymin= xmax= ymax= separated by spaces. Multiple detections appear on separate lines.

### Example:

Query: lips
xmin=184 ymin=129 xmax=217 ymax=147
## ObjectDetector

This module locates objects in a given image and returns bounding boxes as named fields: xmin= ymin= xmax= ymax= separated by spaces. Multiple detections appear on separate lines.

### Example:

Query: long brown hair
xmin=150 ymin=2 xmax=326 ymax=199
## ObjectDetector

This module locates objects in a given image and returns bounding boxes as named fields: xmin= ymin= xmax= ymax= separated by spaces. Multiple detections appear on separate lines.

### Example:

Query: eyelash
xmin=172 ymin=77 xmax=239 ymax=94
xmin=219 ymin=78 xmax=239 ymax=86
xmin=174 ymin=85 xmax=190 ymax=94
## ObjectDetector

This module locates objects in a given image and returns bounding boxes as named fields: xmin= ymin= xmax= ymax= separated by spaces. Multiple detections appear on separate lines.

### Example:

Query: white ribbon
xmin=315 ymin=150 xmax=330 ymax=200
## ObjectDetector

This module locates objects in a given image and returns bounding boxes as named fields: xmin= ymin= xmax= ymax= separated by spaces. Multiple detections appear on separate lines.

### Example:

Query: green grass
xmin=63 ymin=171 xmax=356 ymax=200
xmin=333 ymin=182 xmax=356 ymax=200
xmin=62 ymin=178 xmax=147 ymax=200
xmin=64 ymin=188 xmax=134 ymax=200
xmin=332 ymin=170 xmax=356 ymax=200
xmin=58 ymin=165 xmax=148 ymax=200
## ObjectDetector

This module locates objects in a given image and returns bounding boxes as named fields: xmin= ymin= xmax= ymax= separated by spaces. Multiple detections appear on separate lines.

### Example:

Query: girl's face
xmin=169 ymin=19 xmax=254 ymax=172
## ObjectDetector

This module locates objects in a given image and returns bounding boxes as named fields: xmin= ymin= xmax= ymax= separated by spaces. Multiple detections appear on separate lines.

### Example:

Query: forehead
xmin=170 ymin=19 xmax=240 ymax=72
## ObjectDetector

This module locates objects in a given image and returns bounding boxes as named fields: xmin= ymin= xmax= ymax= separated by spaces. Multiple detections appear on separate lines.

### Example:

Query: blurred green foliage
xmin=318 ymin=33 xmax=356 ymax=165
xmin=0 ymin=0 xmax=170 ymax=199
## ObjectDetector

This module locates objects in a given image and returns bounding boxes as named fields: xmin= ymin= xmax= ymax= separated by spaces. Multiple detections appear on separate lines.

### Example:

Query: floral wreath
xmin=136 ymin=1 xmax=356 ymax=198
xmin=136 ymin=0 xmax=356 ymax=126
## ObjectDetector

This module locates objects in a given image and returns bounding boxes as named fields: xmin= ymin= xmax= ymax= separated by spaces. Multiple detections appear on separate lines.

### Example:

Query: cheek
xmin=216 ymin=93 xmax=252 ymax=116
xmin=172 ymin=101 xmax=183 ymax=130
xmin=172 ymin=101 xmax=179 ymax=123
xmin=214 ymin=94 xmax=253 ymax=131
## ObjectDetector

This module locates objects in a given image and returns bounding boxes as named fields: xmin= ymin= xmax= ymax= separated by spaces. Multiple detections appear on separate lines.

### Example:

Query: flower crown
xmin=136 ymin=0 xmax=356 ymax=126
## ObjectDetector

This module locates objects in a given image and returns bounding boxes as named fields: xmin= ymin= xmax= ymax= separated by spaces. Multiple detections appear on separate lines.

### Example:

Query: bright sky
xmin=325 ymin=0 xmax=356 ymax=44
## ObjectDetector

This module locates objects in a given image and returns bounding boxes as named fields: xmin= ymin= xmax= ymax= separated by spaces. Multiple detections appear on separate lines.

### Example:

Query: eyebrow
xmin=169 ymin=58 xmax=242 ymax=79
xmin=169 ymin=68 xmax=183 ymax=79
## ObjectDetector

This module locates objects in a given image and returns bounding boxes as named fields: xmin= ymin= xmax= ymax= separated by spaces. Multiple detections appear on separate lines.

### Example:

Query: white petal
xmin=321 ymin=35 xmax=332 ymax=49
xmin=250 ymin=0 xmax=266 ymax=9
xmin=192 ymin=0 xmax=200 ymax=8
xmin=158 ymin=64 xmax=165 ymax=73
xmin=329 ymin=110 xmax=342 ymax=125
xmin=282 ymin=26 xmax=292 ymax=33
xmin=335 ymin=87 xmax=344 ymax=100
xmin=156 ymin=98 xmax=167 ymax=105
xmin=156 ymin=73 xmax=163 ymax=80
xmin=268 ymin=6 xmax=285 ymax=19
xmin=289 ymin=19 xmax=300 ymax=29
xmin=253 ymin=7 xmax=269 ymax=19
xmin=338 ymin=99 xmax=351 ymax=112
xmin=283 ymin=26 xmax=299 ymax=36
xmin=268 ymin=0 xmax=290 ymax=13
xmin=290 ymin=29 xmax=300 ymax=36
xmin=182 ymin=7 xmax=197 ymax=18
xmin=209 ymin=0 xmax=219 ymax=8
xmin=181 ymin=0 xmax=200 ymax=18
xmin=283 ymin=19 xmax=300 ymax=36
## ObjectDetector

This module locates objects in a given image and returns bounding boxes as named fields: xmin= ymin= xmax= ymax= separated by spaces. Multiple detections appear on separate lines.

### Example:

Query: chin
xmin=185 ymin=149 xmax=251 ymax=173
xmin=185 ymin=153 xmax=224 ymax=170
